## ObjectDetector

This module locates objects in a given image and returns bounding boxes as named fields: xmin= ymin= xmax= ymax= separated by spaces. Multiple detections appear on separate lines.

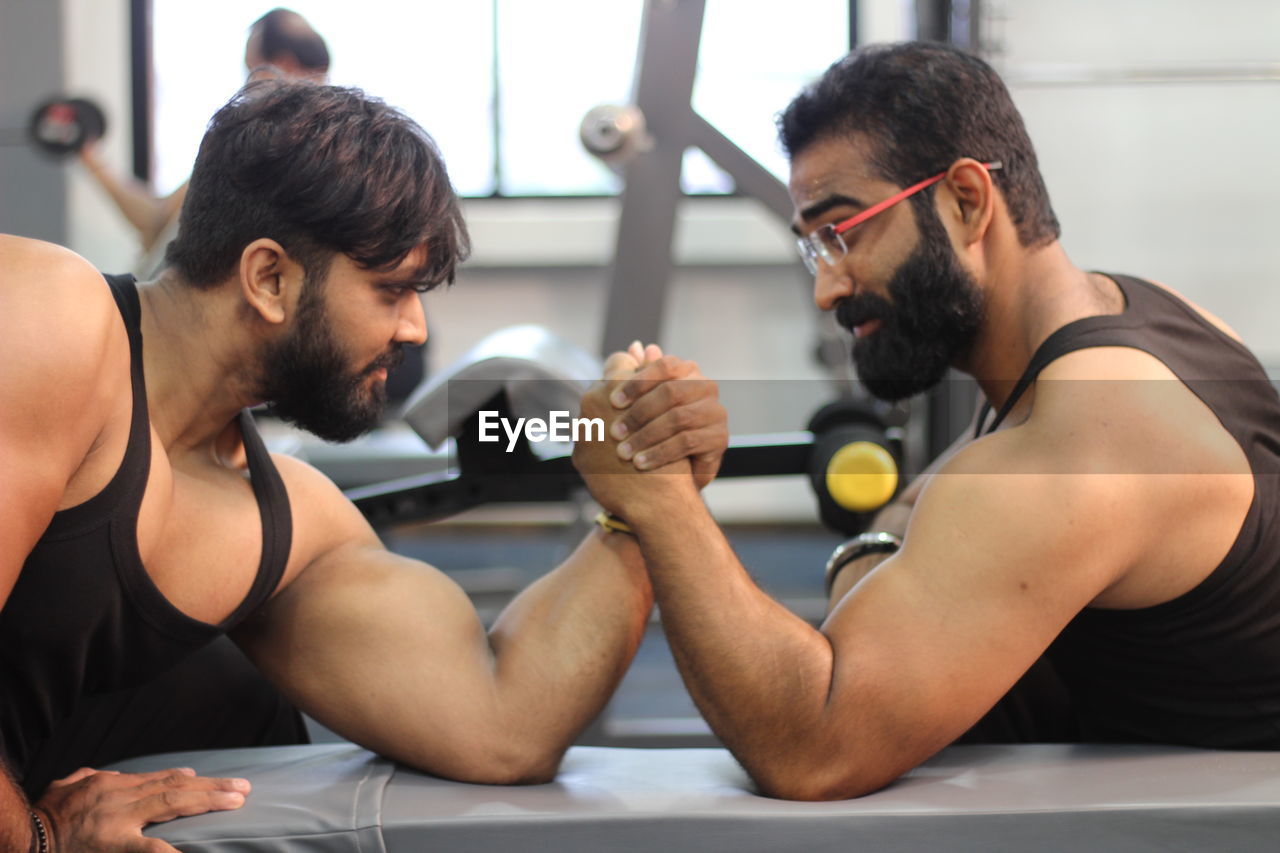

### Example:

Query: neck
xmin=960 ymin=240 xmax=1122 ymax=416
xmin=137 ymin=271 xmax=265 ymax=458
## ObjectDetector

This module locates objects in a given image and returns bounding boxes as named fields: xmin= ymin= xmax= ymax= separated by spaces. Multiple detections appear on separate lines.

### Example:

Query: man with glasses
xmin=573 ymin=41 xmax=1280 ymax=799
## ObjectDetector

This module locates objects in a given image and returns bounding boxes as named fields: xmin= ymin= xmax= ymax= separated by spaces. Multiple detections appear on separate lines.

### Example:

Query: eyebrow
xmin=791 ymin=193 xmax=866 ymax=235
xmin=381 ymin=275 xmax=436 ymax=293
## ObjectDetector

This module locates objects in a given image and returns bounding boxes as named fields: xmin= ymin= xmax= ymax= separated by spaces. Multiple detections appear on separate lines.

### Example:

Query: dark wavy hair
xmin=779 ymin=42 xmax=1060 ymax=248
xmin=166 ymin=81 xmax=470 ymax=290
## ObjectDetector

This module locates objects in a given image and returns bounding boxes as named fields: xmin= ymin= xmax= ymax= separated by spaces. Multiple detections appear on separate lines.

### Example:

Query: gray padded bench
xmin=108 ymin=743 xmax=1280 ymax=851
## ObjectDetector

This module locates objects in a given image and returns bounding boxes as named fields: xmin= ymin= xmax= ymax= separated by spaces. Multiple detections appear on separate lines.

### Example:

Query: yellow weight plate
xmin=825 ymin=441 xmax=898 ymax=512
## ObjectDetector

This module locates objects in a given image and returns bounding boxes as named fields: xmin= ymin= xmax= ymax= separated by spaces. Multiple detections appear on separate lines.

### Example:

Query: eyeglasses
xmin=795 ymin=161 xmax=1003 ymax=275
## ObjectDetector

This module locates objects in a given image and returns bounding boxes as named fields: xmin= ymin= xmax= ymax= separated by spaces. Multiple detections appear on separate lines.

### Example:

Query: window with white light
xmin=147 ymin=0 xmax=849 ymax=197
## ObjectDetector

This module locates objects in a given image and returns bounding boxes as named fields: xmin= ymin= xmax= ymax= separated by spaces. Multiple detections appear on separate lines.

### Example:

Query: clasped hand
xmin=572 ymin=343 xmax=727 ymax=517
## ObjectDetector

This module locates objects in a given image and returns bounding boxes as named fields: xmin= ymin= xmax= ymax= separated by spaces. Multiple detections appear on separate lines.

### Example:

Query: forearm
xmin=626 ymin=487 xmax=842 ymax=796
xmin=1 ymin=762 xmax=36 ymax=852
xmin=485 ymin=527 xmax=653 ymax=768
xmin=79 ymin=153 xmax=172 ymax=247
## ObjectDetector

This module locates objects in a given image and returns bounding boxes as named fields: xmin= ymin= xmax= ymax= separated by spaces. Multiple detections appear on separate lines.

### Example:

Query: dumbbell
xmin=807 ymin=400 xmax=902 ymax=536
xmin=27 ymin=96 xmax=107 ymax=159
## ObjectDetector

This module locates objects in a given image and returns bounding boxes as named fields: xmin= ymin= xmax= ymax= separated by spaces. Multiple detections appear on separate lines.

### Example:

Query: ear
xmin=238 ymin=238 xmax=302 ymax=325
xmin=939 ymin=158 xmax=997 ymax=247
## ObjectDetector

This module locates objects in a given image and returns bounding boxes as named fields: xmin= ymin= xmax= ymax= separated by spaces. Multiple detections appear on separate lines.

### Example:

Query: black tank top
xmin=980 ymin=273 xmax=1280 ymax=748
xmin=0 ymin=274 xmax=293 ymax=773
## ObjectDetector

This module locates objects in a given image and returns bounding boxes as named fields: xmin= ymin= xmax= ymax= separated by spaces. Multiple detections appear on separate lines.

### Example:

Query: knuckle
xmin=645 ymin=446 xmax=671 ymax=466
xmin=654 ymin=381 xmax=677 ymax=407
xmin=666 ymin=379 xmax=692 ymax=403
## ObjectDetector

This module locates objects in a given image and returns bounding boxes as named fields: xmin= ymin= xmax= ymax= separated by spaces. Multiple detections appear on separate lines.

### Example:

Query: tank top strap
xmin=42 ymin=275 xmax=151 ymax=537
xmin=218 ymin=411 xmax=293 ymax=629
xmin=981 ymin=274 xmax=1149 ymax=437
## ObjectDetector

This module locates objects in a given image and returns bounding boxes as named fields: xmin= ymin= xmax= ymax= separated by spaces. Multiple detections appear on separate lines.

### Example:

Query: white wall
xmin=987 ymin=0 xmax=1280 ymax=365
xmin=62 ymin=0 xmax=137 ymax=272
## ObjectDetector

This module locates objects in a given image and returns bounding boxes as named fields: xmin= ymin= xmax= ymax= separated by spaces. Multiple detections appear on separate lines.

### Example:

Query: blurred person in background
xmin=79 ymin=8 xmax=330 ymax=280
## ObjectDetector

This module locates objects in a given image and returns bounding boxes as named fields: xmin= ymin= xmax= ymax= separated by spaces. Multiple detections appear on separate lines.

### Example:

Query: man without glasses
xmin=0 ymin=80 xmax=727 ymax=850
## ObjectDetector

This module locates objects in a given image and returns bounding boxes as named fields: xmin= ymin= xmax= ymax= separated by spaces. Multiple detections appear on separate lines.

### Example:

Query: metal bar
xmin=130 ymin=0 xmax=152 ymax=182
xmin=347 ymin=432 xmax=816 ymax=527
xmin=600 ymin=0 xmax=707 ymax=356
xmin=685 ymin=113 xmax=794 ymax=223
xmin=914 ymin=0 xmax=951 ymax=42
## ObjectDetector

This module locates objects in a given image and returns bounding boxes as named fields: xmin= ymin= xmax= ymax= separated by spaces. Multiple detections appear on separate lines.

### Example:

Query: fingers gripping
xmin=602 ymin=350 xmax=642 ymax=382
xmin=591 ymin=344 xmax=727 ymax=482
xmin=611 ymin=354 xmax=691 ymax=408
xmin=618 ymin=396 xmax=723 ymax=467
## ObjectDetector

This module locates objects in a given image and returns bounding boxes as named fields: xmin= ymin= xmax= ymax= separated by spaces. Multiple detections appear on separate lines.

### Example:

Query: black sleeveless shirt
xmin=980 ymin=273 xmax=1280 ymax=748
xmin=0 ymin=274 xmax=293 ymax=773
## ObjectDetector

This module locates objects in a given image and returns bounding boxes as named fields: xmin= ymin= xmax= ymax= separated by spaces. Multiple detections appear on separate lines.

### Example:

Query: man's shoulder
xmin=1 ymin=238 xmax=130 ymax=510
xmin=0 ymin=236 xmax=125 ymax=407
xmin=0 ymin=235 xmax=122 ymax=351
xmin=1118 ymin=274 xmax=1247 ymax=347
xmin=1010 ymin=347 xmax=1249 ymax=477
xmin=267 ymin=450 xmax=381 ymax=584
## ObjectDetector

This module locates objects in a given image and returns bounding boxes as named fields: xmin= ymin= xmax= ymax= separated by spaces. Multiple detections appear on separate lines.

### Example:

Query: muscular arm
xmin=621 ymin=428 xmax=1134 ymax=799
xmin=237 ymin=348 xmax=726 ymax=784
xmin=0 ymin=239 xmax=117 ymax=847
xmin=605 ymin=347 xmax=1254 ymax=800
xmin=828 ymin=396 xmax=987 ymax=604
xmin=234 ymin=465 xmax=651 ymax=784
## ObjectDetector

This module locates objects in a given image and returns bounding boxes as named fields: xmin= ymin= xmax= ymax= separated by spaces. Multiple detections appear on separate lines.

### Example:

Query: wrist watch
xmin=823 ymin=531 xmax=902 ymax=596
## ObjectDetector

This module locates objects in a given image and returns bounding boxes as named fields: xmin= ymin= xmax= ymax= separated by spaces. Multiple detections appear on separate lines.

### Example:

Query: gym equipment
xmin=579 ymin=104 xmax=650 ymax=172
xmin=345 ymin=325 xmax=897 ymax=533
xmin=110 ymin=742 xmax=1280 ymax=851
xmin=806 ymin=401 xmax=902 ymax=535
xmin=27 ymin=96 xmax=107 ymax=158
xmin=580 ymin=0 xmax=797 ymax=356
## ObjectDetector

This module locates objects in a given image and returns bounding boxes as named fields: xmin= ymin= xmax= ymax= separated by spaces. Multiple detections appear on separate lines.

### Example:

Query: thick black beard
xmin=836 ymin=201 xmax=985 ymax=402
xmin=256 ymin=284 xmax=404 ymax=443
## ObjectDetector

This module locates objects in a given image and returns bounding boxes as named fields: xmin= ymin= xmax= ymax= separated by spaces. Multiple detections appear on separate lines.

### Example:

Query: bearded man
xmin=572 ymin=41 xmax=1280 ymax=800
xmin=0 ymin=81 xmax=727 ymax=850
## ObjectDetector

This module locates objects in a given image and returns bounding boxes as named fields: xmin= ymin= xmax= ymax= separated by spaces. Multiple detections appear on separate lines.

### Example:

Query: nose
xmin=396 ymin=292 xmax=428 ymax=346
xmin=813 ymin=263 xmax=854 ymax=313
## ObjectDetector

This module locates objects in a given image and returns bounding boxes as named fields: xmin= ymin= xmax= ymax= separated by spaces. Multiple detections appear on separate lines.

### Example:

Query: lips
xmin=364 ymin=345 xmax=406 ymax=376
xmin=852 ymin=318 xmax=883 ymax=338
xmin=835 ymin=299 xmax=886 ymax=338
